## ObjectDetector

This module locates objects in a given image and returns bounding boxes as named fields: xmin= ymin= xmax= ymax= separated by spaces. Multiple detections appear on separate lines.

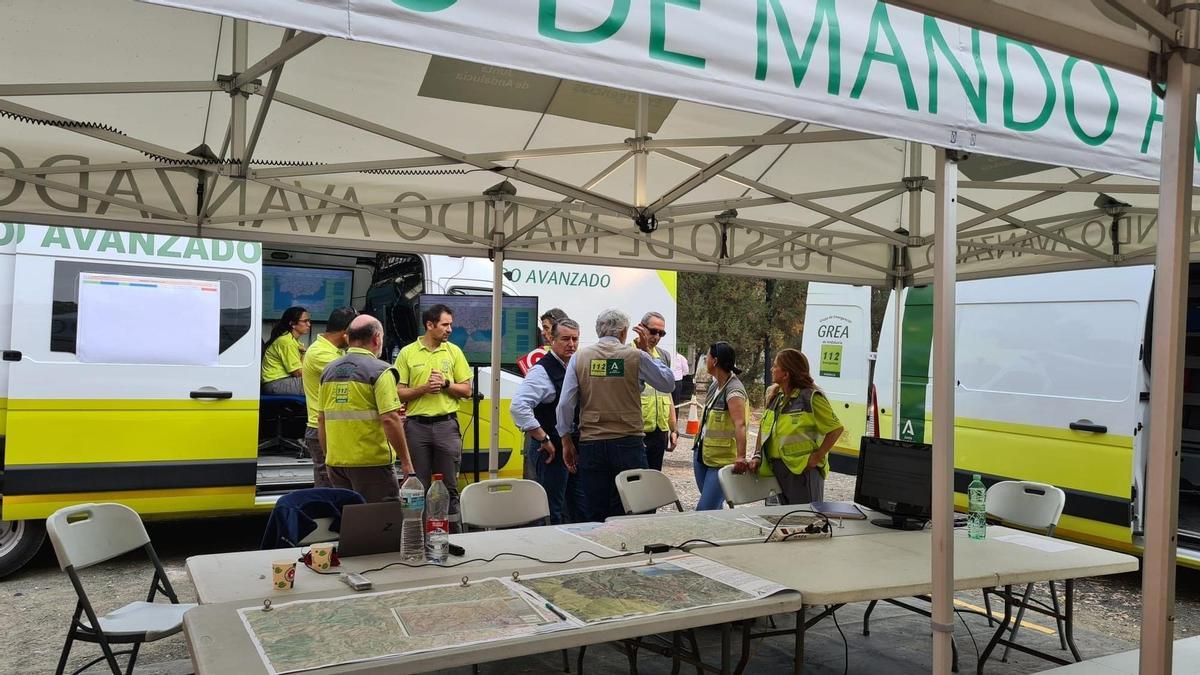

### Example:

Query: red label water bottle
xmin=426 ymin=473 xmax=450 ymax=563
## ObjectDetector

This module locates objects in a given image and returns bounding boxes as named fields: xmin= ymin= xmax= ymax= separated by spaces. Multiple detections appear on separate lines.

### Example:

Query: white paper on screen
xmin=76 ymin=273 xmax=220 ymax=366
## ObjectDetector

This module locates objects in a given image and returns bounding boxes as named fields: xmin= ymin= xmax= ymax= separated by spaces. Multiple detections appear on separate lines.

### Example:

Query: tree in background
xmin=677 ymin=273 xmax=808 ymax=403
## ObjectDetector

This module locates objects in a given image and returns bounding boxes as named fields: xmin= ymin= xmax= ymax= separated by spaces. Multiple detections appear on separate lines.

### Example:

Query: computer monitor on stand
xmin=853 ymin=437 xmax=933 ymax=531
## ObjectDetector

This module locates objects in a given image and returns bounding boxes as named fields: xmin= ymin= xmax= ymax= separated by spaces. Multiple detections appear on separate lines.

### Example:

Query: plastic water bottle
xmin=765 ymin=489 xmax=781 ymax=507
xmin=425 ymin=473 xmax=450 ymax=564
xmin=399 ymin=474 xmax=425 ymax=561
xmin=968 ymin=474 xmax=987 ymax=540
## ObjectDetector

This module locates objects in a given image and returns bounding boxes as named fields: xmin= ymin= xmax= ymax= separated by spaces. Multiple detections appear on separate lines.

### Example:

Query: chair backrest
xmin=717 ymin=465 xmax=782 ymax=507
xmin=615 ymin=469 xmax=683 ymax=515
xmin=46 ymin=503 xmax=150 ymax=570
xmin=460 ymin=479 xmax=550 ymax=529
xmin=986 ymin=480 xmax=1066 ymax=534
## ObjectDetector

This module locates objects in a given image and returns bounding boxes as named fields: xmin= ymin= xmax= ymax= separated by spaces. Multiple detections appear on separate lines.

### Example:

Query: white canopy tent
xmin=1 ymin=0 xmax=1196 ymax=671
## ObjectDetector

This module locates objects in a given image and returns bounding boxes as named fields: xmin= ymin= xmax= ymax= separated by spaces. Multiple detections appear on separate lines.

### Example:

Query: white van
xmin=803 ymin=267 xmax=1200 ymax=566
xmin=0 ymin=223 xmax=676 ymax=576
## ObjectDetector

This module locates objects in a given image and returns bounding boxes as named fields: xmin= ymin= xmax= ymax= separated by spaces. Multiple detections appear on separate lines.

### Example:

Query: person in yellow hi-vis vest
xmin=635 ymin=311 xmax=678 ymax=471
xmin=748 ymin=348 xmax=844 ymax=504
xmin=318 ymin=315 xmax=415 ymax=503
xmin=694 ymin=342 xmax=748 ymax=510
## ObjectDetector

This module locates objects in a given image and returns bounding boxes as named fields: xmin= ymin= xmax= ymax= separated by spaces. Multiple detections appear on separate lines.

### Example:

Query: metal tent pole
xmin=931 ymin=147 xmax=960 ymax=675
xmin=1140 ymin=29 xmax=1198 ymax=673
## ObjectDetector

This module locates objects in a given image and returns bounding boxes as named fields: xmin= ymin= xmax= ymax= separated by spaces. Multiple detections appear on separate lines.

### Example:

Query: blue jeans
xmin=693 ymin=451 xmax=726 ymax=511
xmin=578 ymin=436 xmax=648 ymax=521
xmin=529 ymin=437 xmax=587 ymax=524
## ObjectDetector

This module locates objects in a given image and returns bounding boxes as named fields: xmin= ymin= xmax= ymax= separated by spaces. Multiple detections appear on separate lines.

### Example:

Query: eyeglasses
xmin=645 ymin=327 xmax=666 ymax=337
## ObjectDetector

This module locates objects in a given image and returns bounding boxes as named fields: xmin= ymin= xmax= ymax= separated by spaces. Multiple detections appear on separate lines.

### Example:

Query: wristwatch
xmin=536 ymin=436 xmax=551 ymax=445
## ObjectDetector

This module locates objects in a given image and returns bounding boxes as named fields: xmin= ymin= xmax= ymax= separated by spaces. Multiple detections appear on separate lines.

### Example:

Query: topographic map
xmin=518 ymin=560 xmax=753 ymax=624
xmin=239 ymin=579 xmax=561 ymax=674
xmin=558 ymin=512 xmax=765 ymax=553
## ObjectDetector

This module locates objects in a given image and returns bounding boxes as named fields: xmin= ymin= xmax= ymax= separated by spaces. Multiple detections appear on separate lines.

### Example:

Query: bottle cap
xmin=433 ymin=473 xmax=444 ymax=481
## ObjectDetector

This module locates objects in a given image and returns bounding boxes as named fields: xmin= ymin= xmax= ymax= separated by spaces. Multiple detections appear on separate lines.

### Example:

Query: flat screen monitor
xmin=419 ymin=294 xmax=538 ymax=366
xmin=853 ymin=437 xmax=933 ymax=531
xmin=263 ymin=265 xmax=354 ymax=323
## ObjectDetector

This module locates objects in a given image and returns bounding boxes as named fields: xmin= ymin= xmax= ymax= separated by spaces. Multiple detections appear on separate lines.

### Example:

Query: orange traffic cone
xmin=684 ymin=400 xmax=700 ymax=436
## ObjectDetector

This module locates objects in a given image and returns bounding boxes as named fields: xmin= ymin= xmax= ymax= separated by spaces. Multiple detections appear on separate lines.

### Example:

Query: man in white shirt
xmin=509 ymin=318 xmax=584 ymax=524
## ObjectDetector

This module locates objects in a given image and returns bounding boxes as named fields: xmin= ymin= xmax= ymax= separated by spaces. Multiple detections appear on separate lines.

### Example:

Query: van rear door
xmin=1 ymin=226 xmax=261 ymax=521
xmin=801 ymin=282 xmax=872 ymax=473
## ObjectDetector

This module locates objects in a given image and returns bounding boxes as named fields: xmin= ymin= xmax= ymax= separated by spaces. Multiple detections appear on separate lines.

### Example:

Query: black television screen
xmin=419 ymin=294 xmax=539 ymax=366
xmin=854 ymin=437 xmax=933 ymax=530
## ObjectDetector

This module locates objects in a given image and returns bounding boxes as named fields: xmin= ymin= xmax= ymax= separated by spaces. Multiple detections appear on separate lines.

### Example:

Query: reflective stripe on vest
xmin=640 ymin=346 xmax=673 ymax=432
xmin=759 ymin=388 xmax=830 ymax=479
xmin=700 ymin=376 xmax=746 ymax=467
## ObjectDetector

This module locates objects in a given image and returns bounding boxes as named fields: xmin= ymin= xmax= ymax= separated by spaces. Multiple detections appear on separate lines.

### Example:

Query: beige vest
xmin=575 ymin=339 xmax=643 ymax=441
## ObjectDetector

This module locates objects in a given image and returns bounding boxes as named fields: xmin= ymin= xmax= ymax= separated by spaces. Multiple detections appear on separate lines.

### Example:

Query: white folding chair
xmin=615 ymin=469 xmax=684 ymax=516
xmin=717 ymin=465 xmax=782 ymax=507
xmin=460 ymin=479 xmax=550 ymax=531
xmin=45 ymin=503 xmax=195 ymax=675
xmin=982 ymin=480 xmax=1070 ymax=662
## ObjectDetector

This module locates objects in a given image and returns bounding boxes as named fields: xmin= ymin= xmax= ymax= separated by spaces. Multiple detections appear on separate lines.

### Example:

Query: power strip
xmin=766 ymin=527 xmax=833 ymax=542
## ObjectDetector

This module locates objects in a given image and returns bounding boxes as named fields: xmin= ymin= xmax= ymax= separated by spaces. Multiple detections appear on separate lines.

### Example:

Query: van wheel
xmin=0 ymin=518 xmax=45 ymax=578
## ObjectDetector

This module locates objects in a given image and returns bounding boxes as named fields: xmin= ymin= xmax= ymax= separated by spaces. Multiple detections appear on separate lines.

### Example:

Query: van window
xmin=956 ymin=300 xmax=1140 ymax=402
xmin=51 ymin=261 xmax=252 ymax=357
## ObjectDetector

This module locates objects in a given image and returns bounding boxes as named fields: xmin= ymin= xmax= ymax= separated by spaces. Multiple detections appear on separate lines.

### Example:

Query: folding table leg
xmin=795 ymin=606 xmax=806 ymax=675
xmin=978 ymin=584 xmax=1014 ymax=673
xmin=1048 ymin=580 xmax=1068 ymax=651
xmin=862 ymin=599 xmax=878 ymax=635
xmin=720 ymin=623 xmax=732 ymax=675
xmin=1000 ymin=582 xmax=1036 ymax=662
xmin=1063 ymin=579 xmax=1081 ymax=662
xmin=734 ymin=621 xmax=752 ymax=675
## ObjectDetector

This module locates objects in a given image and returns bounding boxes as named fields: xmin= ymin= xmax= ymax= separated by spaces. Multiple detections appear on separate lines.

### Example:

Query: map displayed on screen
xmin=263 ymin=265 xmax=353 ymax=322
xmin=420 ymin=294 xmax=538 ymax=366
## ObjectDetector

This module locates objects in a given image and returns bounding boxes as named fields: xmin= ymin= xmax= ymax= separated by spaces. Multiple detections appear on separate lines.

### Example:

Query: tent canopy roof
xmin=0 ymin=0 xmax=1183 ymax=286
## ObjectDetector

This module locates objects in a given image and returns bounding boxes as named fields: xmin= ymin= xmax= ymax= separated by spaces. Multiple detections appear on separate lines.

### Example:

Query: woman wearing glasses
xmin=693 ymin=342 xmax=748 ymax=510
xmin=262 ymin=306 xmax=310 ymax=395
xmin=748 ymin=348 xmax=844 ymax=504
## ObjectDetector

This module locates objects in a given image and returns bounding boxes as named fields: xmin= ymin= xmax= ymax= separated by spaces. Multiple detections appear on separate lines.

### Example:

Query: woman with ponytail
xmin=748 ymin=348 xmax=844 ymax=504
xmin=693 ymin=342 xmax=748 ymax=510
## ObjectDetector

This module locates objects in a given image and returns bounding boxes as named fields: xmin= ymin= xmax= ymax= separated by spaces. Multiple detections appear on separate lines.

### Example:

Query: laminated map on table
xmin=238 ymin=578 xmax=567 ymax=675
xmin=517 ymin=554 xmax=790 ymax=624
xmin=237 ymin=555 xmax=791 ymax=673
xmin=557 ymin=513 xmax=765 ymax=553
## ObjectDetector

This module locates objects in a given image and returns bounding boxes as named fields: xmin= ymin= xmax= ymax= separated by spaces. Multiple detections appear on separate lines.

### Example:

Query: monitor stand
xmin=871 ymin=516 xmax=927 ymax=531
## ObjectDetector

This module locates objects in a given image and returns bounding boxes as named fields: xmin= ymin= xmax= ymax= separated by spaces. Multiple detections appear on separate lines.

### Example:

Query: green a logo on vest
xmin=589 ymin=359 xmax=625 ymax=377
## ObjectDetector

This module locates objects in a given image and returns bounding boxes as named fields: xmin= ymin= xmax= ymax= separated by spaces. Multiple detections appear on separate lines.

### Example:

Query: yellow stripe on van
xmin=5 ymin=399 xmax=257 ymax=465
xmin=2 ymin=486 xmax=254 ymax=520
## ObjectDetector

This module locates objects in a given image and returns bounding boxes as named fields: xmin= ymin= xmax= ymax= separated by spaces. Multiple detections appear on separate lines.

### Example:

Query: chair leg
xmin=124 ymin=642 xmax=141 ymax=675
xmin=55 ymin=627 xmax=76 ymax=675
xmin=862 ymin=599 xmax=878 ymax=636
xmin=1000 ymin=582 xmax=1036 ymax=663
xmin=1048 ymin=580 xmax=1068 ymax=651
xmin=983 ymin=588 xmax=994 ymax=626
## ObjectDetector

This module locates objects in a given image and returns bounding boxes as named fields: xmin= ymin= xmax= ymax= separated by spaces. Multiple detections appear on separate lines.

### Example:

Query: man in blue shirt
xmin=556 ymin=309 xmax=676 ymax=520
xmin=510 ymin=318 xmax=585 ymax=524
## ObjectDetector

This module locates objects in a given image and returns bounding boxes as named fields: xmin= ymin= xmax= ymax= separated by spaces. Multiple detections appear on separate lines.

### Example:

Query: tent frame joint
xmin=216 ymin=73 xmax=261 ymax=97
xmin=902 ymin=175 xmax=928 ymax=192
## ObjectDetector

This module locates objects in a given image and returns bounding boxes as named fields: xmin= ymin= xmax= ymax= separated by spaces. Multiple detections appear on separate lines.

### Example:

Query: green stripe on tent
xmin=898 ymin=285 xmax=933 ymax=442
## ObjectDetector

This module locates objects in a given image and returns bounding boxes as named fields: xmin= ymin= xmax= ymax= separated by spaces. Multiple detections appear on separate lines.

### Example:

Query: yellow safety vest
xmin=699 ymin=375 xmax=747 ymax=467
xmin=758 ymin=388 xmax=831 ymax=479
xmin=638 ymin=346 xmax=673 ymax=432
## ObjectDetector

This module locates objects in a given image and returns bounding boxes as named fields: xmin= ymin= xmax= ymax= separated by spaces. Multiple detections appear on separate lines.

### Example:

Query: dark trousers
xmin=644 ymin=429 xmax=669 ymax=471
xmin=404 ymin=418 xmax=462 ymax=520
xmin=529 ymin=437 xmax=588 ymax=525
xmin=578 ymin=436 xmax=648 ymax=521
xmin=304 ymin=428 xmax=331 ymax=488
xmin=327 ymin=465 xmax=399 ymax=503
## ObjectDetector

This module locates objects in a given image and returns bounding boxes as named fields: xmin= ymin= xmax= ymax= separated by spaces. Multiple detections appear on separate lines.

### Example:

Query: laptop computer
xmin=336 ymin=501 xmax=405 ymax=557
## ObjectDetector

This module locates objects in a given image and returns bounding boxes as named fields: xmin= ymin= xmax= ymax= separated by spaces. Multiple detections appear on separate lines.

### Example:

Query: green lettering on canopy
xmin=539 ymin=0 xmax=630 ymax=44
xmin=650 ymin=0 xmax=705 ymax=69
xmin=923 ymin=18 xmax=986 ymax=122
xmin=754 ymin=0 xmax=841 ymax=94
xmin=1141 ymin=91 xmax=1200 ymax=160
xmin=390 ymin=0 xmax=456 ymax=10
xmin=1062 ymin=58 xmax=1118 ymax=147
xmin=850 ymin=2 xmax=918 ymax=111
xmin=998 ymin=36 xmax=1055 ymax=132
